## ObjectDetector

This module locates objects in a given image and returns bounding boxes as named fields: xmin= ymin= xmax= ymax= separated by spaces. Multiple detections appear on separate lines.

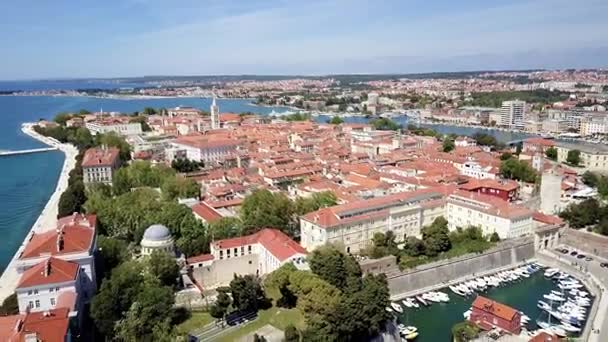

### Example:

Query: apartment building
xmin=446 ymin=190 xmax=534 ymax=239
xmin=579 ymin=118 xmax=608 ymax=136
xmin=556 ymin=142 xmax=608 ymax=172
xmin=85 ymin=118 xmax=142 ymax=136
xmin=300 ymin=189 xmax=447 ymax=253
xmin=499 ymin=100 xmax=526 ymax=129
xmin=169 ymin=135 xmax=239 ymax=164
xmin=82 ymin=147 xmax=121 ymax=185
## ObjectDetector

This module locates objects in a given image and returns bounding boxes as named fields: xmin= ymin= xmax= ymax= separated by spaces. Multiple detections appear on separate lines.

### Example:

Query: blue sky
xmin=1 ymin=0 xmax=607 ymax=79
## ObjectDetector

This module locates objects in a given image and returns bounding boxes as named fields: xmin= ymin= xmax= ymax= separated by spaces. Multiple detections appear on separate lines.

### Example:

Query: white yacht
xmin=391 ymin=302 xmax=404 ymax=313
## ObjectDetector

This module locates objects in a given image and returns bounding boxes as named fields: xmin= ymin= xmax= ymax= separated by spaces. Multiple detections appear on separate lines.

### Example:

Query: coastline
xmin=0 ymin=123 xmax=78 ymax=302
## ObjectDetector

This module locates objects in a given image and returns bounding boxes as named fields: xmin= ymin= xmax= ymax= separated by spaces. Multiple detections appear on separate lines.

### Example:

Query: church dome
xmin=143 ymin=224 xmax=171 ymax=241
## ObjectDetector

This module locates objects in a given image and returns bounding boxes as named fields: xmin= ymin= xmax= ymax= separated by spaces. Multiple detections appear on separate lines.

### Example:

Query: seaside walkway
xmin=0 ymin=147 xmax=58 ymax=156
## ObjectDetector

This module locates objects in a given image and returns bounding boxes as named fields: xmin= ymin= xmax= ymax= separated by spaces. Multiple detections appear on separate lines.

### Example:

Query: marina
xmin=391 ymin=264 xmax=592 ymax=341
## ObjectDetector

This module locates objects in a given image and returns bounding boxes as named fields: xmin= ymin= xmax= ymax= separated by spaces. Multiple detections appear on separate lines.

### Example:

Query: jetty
xmin=0 ymin=147 xmax=58 ymax=156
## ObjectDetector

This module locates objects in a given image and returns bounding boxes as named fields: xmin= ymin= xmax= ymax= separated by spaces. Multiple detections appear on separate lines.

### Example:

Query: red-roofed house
xmin=17 ymin=213 xmax=97 ymax=304
xmin=0 ymin=308 xmax=72 ymax=342
xmin=82 ymin=147 xmax=121 ymax=185
xmin=460 ymin=178 xmax=519 ymax=202
xmin=188 ymin=228 xmax=307 ymax=288
xmin=15 ymin=258 xmax=82 ymax=317
xmin=170 ymin=135 xmax=239 ymax=164
xmin=469 ymin=296 xmax=521 ymax=335
xmin=192 ymin=202 xmax=223 ymax=223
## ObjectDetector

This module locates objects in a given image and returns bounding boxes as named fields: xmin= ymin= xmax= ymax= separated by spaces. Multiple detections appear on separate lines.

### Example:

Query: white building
xmin=446 ymin=190 xmax=534 ymax=239
xmin=500 ymin=100 xmax=526 ymax=129
xmin=556 ymin=142 xmax=608 ymax=172
xmin=81 ymin=147 xmax=121 ymax=185
xmin=187 ymin=228 xmax=308 ymax=289
xmin=579 ymin=118 xmax=608 ymax=136
xmin=15 ymin=257 xmax=83 ymax=316
xmin=300 ymin=189 xmax=447 ymax=253
xmin=17 ymin=214 xmax=97 ymax=303
xmin=140 ymin=224 xmax=175 ymax=256
xmin=210 ymin=96 xmax=220 ymax=130
xmin=460 ymin=161 xmax=497 ymax=180
xmin=85 ymin=119 xmax=142 ymax=136
xmin=169 ymin=135 xmax=239 ymax=164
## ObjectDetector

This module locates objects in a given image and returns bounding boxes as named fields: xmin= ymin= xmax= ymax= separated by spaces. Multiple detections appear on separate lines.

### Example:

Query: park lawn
xmin=175 ymin=311 xmax=214 ymax=335
xmin=217 ymin=285 xmax=305 ymax=342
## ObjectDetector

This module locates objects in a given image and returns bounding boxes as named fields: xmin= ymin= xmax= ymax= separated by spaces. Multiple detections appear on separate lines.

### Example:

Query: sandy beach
xmin=0 ymin=123 xmax=78 ymax=302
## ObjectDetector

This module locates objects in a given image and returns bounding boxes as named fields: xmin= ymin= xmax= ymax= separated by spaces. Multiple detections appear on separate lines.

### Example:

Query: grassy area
xmin=175 ymin=311 xmax=214 ymax=335
xmin=216 ymin=285 xmax=305 ymax=341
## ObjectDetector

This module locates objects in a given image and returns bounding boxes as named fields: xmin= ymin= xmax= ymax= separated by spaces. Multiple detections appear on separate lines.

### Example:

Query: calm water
xmin=395 ymin=272 xmax=588 ymax=341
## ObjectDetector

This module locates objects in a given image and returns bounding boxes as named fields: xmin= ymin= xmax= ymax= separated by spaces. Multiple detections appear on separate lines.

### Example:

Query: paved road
xmin=550 ymin=245 xmax=608 ymax=342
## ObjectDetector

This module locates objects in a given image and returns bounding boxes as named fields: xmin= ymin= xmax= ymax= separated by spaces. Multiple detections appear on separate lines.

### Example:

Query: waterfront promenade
xmin=0 ymin=123 xmax=78 ymax=303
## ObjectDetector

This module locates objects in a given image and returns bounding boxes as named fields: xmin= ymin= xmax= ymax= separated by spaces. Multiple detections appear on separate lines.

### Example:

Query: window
xmin=50 ymin=298 xmax=56 ymax=306
xmin=27 ymin=290 xmax=32 ymax=295
xmin=55 ymin=287 xmax=60 ymax=292
xmin=33 ymin=290 xmax=38 ymax=295
xmin=35 ymin=300 xmax=40 ymax=308
xmin=28 ymin=301 xmax=34 ymax=309
xmin=248 ymin=245 xmax=252 ymax=254
xmin=49 ymin=288 xmax=54 ymax=293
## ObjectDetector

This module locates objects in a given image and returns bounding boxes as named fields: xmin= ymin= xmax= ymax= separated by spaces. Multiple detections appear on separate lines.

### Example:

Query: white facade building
xmin=446 ymin=190 xmax=534 ymax=239
xmin=500 ymin=100 xmax=526 ymax=129
xmin=460 ymin=161 xmax=497 ymax=180
xmin=85 ymin=120 xmax=142 ymax=136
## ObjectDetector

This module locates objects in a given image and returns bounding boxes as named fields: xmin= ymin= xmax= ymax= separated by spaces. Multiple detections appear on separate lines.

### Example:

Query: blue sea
xmin=0 ymin=94 xmax=291 ymax=272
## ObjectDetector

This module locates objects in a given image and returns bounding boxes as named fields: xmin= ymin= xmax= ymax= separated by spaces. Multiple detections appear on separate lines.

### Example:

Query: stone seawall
xmin=387 ymin=238 xmax=535 ymax=296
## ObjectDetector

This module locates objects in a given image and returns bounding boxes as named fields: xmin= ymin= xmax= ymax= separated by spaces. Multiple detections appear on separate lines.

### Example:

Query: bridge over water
xmin=0 ymin=147 xmax=58 ymax=156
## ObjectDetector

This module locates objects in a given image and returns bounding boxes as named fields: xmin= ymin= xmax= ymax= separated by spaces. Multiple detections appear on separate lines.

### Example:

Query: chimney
xmin=44 ymin=259 xmax=51 ymax=277
xmin=56 ymin=232 xmax=64 ymax=252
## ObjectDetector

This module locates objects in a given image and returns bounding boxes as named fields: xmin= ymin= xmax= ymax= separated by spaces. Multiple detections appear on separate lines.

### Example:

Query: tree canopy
xmin=545 ymin=146 xmax=557 ymax=160
xmin=499 ymin=158 xmax=538 ymax=183
xmin=240 ymin=189 xmax=296 ymax=236
xmin=370 ymin=118 xmax=401 ymax=131
xmin=566 ymin=149 xmax=581 ymax=166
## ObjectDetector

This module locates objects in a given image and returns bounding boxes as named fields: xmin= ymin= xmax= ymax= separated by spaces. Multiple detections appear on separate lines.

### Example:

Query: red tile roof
xmin=212 ymin=228 xmax=307 ymax=261
xmin=186 ymin=254 xmax=214 ymax=264
xmin=17 ymin=258 xmax=79 ymax=289
xmin=472 ymin=296 xmax=518 ymax=322
xmin=529 ymin=331 xmax=562 ymax=342
xmin=532 ymin=212 xmax=564 ymax=226
xmin=21 ymin=216 xmax=96 ymax=259
xmin=192 ymin=202 xmax=223 ymax=223
xmin=449 ymin=190 xmax=532 ymax=220
xmin=460 ymin=178 xmax=519 ymax=192
xmin=81 ymin=147 xmax=120 ymax=167
xmin=20 ymin=308 xmax=70 ymax=342
xmin=0 ymin=314 xmax=24 ymax=342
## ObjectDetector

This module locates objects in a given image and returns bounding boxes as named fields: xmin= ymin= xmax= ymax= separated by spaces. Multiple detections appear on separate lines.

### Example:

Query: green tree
xmin=442 ymin=138 xmax=455 ymax=152
xmin=210 ymin=287 xmax=232 ymax=318
xmin=403 ymin=236 xmax=426 ymax=257
xmin=143 ymin=107 xmax=157 ymax=115
xmin=57 ymin=181 xmax=86 ymax=218
xmin=0 ymin=294 xmax=18 ymax=315
xmin=147 ymin=250 xmax=180 ymax=288
xmin=329 ymin=116 xmax=344 ymax=125
xmin=452 ymin=321 xmax=480 ymax=342
xmin=96 ymin=235 xmax=130 ymax=280
xmin=161 ymin=175 xmax=200 ymax=200
xmin=308 ymin=245 xmax=362 ymax=293
xmin=208 ymin=217 xmax=243 ymax=240
xmin=499 ymin=158 xmax=538 ymax=183
xmin=489 ymin=232 xmax=501 ymax=242
xmin=97 ymin=132 xmax=131 ymax=161
xmin=566 ymin=149 xmax=581 ymax=166
xmin=294 ymin=191 xmax=338 ymax=215
xmin=240 ymin=189 xmax=295 ymax=236
xmin=421 ymin=217 xmax=451 ymax=257
xmin=545 ymin=146 xmax=558 ymax=160
xmin=229 ymin=275 xmax=269 ymax=313
xmin=284 ymin=324 xmax=300 ymax=342
xmin=559 ymin=198 xmax=601 ymax=228
xmin=53 ymin=112 xmax=72 ymax=125
xmin=171 ymin=158 xmax=202 ymax=172
xmin=91 ymin=261 xmax=145 ymax=336
xmin=500 ymin=152 xmax=513 ymax=160
xmin=370 ymin=118 xmax=401 ymax=131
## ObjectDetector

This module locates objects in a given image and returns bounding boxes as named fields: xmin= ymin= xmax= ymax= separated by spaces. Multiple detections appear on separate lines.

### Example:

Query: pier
xmin=0 ymin=147 xmax=58 ymax=156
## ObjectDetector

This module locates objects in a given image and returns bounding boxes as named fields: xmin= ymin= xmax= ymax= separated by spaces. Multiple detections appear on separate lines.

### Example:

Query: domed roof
xmin=143 ymin=224 xmax=171 ymax=241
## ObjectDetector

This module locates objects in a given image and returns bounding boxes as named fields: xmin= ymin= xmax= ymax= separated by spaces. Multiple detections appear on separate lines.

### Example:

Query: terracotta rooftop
xmin=192 ymin=202 xmax=223 ymax=223
xmin=472 ymin=295 xmax=518 ymax=322
xmin=211 ymin=228 xmax=307 ymax=261
xmin=20 ymin=215 xmax=96 ymax=259
xmin=460 ymin=178 xmax=519 ymax=193
xmin=448 ymin=190 xmax=532 ymax=220
xmin=20 ymin=308 xmax=71 ymax=342
xmin=81 ymin=147 xmax=120 ymax=167
xmin=186 ymin=253 xmax=214 ymax=264
xmin=17 ymin=257 xmax=79 ymax=289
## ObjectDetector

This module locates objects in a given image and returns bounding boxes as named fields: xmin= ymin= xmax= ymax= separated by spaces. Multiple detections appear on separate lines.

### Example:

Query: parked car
xmin=560 ymin=249 xmax=569 ymax=254
xmin=570 ymin=251 xmax=578 ymax=256
xmin=585 ymin=256 xmax=593 ymax=261
xmin=600 ymin=262 xmax=608 ymax=269
xmin=576 ymin=254 xmax=586 ymax=259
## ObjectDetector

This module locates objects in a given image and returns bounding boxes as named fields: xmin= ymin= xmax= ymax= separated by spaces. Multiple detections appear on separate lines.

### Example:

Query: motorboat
xmin=449 ymin=285 xmax=467 ymax=297
xmin=402 ymin=300 xmax=412 ymax=308
xmin=403 ymin=331 xmax=419 ymax=340
xmin=537 ymin=300 xmax=551 ymax=311
xmin=386 ymin=307 xmax=393 ymax=312
xmin=544 ymin=293 xmax=565 ymax=302
xmin=559 ymin=323 xmax=581 ymax=333
xmin=391 ymin=302 xmax=404 ymax=313
xmin=544 ymin=268 xmax=559 ymax=277
xmin=416 ymin=295 xmax=428 ymax=306
xmin=422 ymin=293 xmax=441 ymax=303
